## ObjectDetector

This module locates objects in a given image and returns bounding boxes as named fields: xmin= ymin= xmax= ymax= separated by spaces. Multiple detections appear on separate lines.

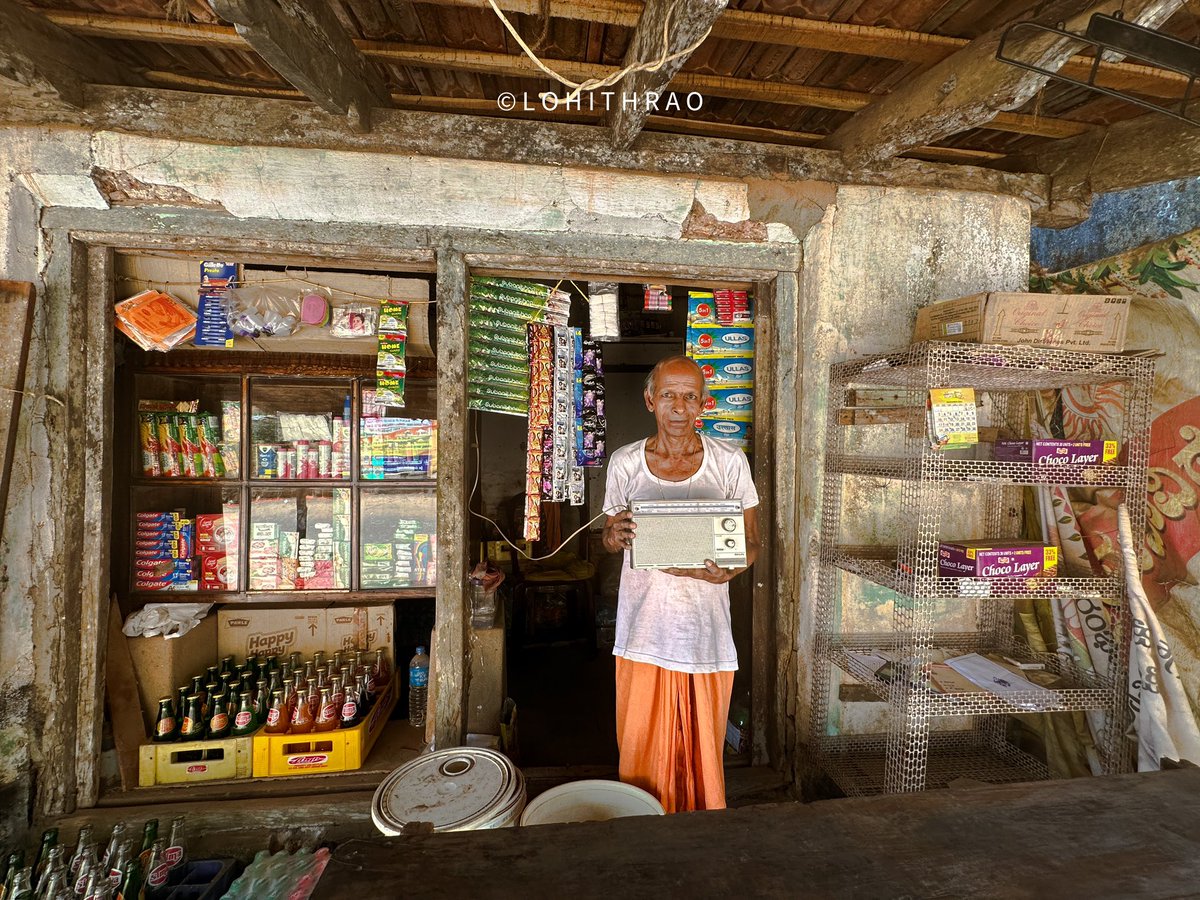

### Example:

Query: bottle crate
xmin=251 ymin=676 xmax=397 ymax=777
xmin=138 ymin=734 xmax=255 ymax=786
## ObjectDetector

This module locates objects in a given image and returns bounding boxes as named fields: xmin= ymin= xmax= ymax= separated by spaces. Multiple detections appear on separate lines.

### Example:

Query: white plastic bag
xmin=122 ymin=603 xmax=213 ymax=639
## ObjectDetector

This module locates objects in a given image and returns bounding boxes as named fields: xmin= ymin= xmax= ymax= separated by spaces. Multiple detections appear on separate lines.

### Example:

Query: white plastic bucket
xmin=519 ymin=779 xmax=665 ymax=826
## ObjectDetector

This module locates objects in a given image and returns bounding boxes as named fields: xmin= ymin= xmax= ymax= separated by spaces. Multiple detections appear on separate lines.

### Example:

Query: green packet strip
xmin=468 ymin=383 xmax=528 ymax=403
xmin=468 ymin=396 xmax=529 ymax=415
xmin=469 ymin=295 xmax=563 ymax=322
xmin=472 ymin=277 xmax=550 ymax=299
xmin=469 ymin=342 xmax=527 ymax=365
xmin=468 ymin=329 xmax=527 ymax=351
xmin=468 ymin=316 xmax=532 ymax=338
xmin=470 ymin=284 xmax=569 ymax=314
xmin=469 ymin=372 xmax=529 ymax=391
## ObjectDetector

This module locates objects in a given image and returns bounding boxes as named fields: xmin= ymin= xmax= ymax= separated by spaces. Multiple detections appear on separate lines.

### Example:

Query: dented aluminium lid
xmin=371 ymin=747 xmax=525 ymax=835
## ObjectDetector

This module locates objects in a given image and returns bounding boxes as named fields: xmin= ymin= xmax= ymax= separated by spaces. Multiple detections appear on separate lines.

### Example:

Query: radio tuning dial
xmin=720 ymin=518 xmax=737 ymax=532
xmin=724 ymin=538 xmax=737 ymax=549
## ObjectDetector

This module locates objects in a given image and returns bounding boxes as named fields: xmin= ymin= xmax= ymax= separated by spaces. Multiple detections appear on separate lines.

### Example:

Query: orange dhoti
xmin=614 ymin=656 xmax=735 ymax=813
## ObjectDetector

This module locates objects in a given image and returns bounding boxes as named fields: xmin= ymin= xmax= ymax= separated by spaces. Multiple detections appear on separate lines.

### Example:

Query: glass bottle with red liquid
xmin=314 ymin=686 xmax=339 ymax=732
xmin=264 ymin=690 xmax=289 ymax=734
xmin=290 ymin=688 xmax=314 ymax=734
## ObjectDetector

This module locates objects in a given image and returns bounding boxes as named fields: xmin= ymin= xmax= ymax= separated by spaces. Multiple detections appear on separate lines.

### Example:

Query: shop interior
xmin=102 ymin=252 xmax=762 ymax=803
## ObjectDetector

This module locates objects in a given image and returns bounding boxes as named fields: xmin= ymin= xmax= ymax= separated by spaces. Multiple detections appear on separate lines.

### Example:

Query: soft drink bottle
xmin=314 ymin=687 xmax=339 ymax=733
xmin=372 ymin=648 xmax=391 ymax=692
xmin=67 ymin=826 xmax=93 ymax=881
xmin=152 ymin=699 xmax=177 ymax=743
xmin=408 ymin=646 xmax=430 ymax=728
xmin=290 ymin=689 xmax=314 ymax=734
xmin=141 ymin=840 xmax=169 ymax=900
xmin=163 ymin=817 xmax=186 ymax=876
xmin=31 ymin=829 xmax=57 ymax=886
xmin=264 ymin=691 xmax=288 ymax=735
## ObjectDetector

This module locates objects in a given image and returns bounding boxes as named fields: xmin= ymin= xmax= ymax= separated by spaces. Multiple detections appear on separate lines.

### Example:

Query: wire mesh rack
xmin=808 ymin=341 xmax=1154 ymax=795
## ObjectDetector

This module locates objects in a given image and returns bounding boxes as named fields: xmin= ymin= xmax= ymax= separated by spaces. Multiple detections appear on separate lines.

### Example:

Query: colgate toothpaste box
xmin=994 ymin=439 xmax=1119 ymax=466
xmin=938 ymin=541 xmax=1059 ymax=579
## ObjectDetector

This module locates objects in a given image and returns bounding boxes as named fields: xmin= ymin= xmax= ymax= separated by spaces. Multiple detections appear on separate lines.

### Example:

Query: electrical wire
xmin=467 ymin=414 xmax=608 ymax=562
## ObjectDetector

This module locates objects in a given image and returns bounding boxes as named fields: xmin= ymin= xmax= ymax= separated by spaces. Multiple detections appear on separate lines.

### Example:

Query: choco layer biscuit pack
xmin=993 ymin=439 xmax=1119 ymax=466
xmin=938 ymin=541 xmax=1059 ymax=579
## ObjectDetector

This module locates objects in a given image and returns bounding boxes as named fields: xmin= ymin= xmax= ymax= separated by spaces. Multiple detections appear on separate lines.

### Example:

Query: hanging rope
xmin=486 ymin=0 xmax=715 ymax=103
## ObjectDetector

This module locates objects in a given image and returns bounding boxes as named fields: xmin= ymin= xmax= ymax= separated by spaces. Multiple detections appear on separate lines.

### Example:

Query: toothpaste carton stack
xmin=134 ymin=511 xmax=196 ymax=591
xmin=687 ymin=290 xmax=754 ymax=453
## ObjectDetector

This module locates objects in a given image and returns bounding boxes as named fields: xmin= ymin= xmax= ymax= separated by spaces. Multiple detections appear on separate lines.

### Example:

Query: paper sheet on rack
xmin=944 ymin=653 xmax=1060 ymax=711
xmin=845 ymin=651 xmax=893 ymax=676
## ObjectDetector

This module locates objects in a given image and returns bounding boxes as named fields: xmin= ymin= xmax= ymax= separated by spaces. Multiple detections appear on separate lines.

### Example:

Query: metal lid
xmin=372 ymin=747 xmax=524 ymax=835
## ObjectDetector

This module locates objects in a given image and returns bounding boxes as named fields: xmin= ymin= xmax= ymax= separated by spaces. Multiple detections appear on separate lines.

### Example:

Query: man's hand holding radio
xmin=663 ymin=560 xmax=742 ymax=584
xmin=603 ymin=509 xmax=637 ymax=553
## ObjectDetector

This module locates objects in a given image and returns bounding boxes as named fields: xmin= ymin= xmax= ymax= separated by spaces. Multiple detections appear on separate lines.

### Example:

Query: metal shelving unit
xmin=808 ymin=341 xmax=1155 ymax=795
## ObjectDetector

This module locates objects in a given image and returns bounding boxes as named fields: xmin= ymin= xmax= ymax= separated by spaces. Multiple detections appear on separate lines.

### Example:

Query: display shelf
xmin=814 ymin=732 xmax=1051 ymax=798
xmin=825 ymin=454 xmax=1134 ymax=487
xmin=832 ymin=341 xmax=1152 ymax=390
xmin=827 ymin=645 xmax=1118 ymax=717
xmin=129 ymin=588 xmax=436 ymax=603
xmin=808 ymin=341 xmax=1154 ymax=793
xmin=831 ymin=546 xmax=1120 ymax=600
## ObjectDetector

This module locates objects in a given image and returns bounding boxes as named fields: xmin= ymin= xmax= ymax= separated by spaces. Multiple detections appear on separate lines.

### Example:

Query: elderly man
xmin=601 ymin=354 xmax=759 ymax=812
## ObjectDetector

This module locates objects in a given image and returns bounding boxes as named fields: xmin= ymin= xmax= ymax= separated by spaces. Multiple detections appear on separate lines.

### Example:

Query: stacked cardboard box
xmin=687 ymin=289 xmax=754 ymax=452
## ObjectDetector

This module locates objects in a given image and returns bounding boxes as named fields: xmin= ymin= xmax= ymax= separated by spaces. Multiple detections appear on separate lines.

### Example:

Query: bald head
xmin=644 ymin=355 xmax=706 ymax=399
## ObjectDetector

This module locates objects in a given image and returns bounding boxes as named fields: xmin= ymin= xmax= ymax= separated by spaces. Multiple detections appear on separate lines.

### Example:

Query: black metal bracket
xmin=996 ymin=13 xmax=1200 ymax=130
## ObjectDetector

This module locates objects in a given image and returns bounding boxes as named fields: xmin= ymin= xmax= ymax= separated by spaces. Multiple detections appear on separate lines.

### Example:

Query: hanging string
xmin=486 ymin=0 xmax=716 ymax=103
xmin=115 ymin=273 xmax=436 ymax=305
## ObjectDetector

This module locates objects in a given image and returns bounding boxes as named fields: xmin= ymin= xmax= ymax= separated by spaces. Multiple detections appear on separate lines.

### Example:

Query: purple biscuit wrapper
xmin=994 ymin=439 xmax=1118 ymax=465
xmin=938 ymin=541 xmax=1057 ymax=578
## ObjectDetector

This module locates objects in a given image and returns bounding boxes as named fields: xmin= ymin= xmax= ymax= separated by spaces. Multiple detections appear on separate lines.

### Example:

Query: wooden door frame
xmin=33 ymin=205 xmax=798 ymax=817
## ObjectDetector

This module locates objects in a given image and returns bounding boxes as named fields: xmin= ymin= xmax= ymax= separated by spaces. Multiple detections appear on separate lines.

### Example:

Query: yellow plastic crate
xmin=251 ymin=677 xmax=397 ymax=777
xmin=138 ymin=734 xmax=255 ymax=786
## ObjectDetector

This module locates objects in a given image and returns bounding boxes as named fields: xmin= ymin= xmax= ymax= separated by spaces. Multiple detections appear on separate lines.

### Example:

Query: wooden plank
xmin=0 ymin=280 xmax=34 ymax=549
xmin=433 ymin=249 xmax=470 ymax=749
xmin=607 ymin=0 xmax=728 ymax=149
xmin=820 ymin=0 xmax=1187 ymax=168
xmin=105 ymin=600 xmax=144 ymax=791
xmin=0 ymin=0 xmax=142 ymax=108
xmin=768 ymin=271 xmax=798 ymax=777
xmin=31 ymin=236 xmax=90 ymax=818
xmin=75 ymin=247 xmax=115 ymax=808
xmin=751 ymin=276 xmax=777 ymax=769
xmin=2 ymin=88 xmax=1053 ymax=222
xmin=42 ymin=207 xmax=797 ymax=278
xmin=312 ymin=769 xmax=1200 ymax=898
xmin=208 ymin=0 xmax=391 ymax=131
xmin=42 ymin=8 xmax=1191 ymax=101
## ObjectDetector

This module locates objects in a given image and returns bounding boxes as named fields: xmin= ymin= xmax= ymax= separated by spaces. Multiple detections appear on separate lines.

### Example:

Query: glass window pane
xmin=361 ymin=382 xmax=437 ymax=481
xmin=360 ymin=489 xmax=437 ymax=589
xmin=249 ymin=488 xmax=352 ymax=591
xmin=133 ymin=374 xmax=240 ymax=479
xmin=131 ymin=486 xmax=240 ymax=593
xmin=249 ymin=380 xmax=352 ymax=480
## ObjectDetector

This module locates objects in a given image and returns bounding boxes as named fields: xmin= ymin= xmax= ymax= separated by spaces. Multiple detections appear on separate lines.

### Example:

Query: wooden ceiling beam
xmin=358 ymin=43 xmax=1088 ymax=139
xmin=607 ymin=0 xmax=728 ymax=148
xmin=1012 ymin=111 xmax=1200 ymax=221
xmin=139 ymin=68 xmax=1005 ymax=162
xmin=0 ymin=0 xmax=143 ymax=108
xmin=42 ymin=7 xmax=1190 ymax=101
xmin=819 ymin=0 xmax=1188 ymax=169
xmin=207 ymin=0 xmax=391 ymax=132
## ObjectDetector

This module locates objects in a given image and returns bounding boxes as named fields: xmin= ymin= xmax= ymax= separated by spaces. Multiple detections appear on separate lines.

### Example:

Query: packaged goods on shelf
xmin=134 ymin=511 xmax=196 ymax=591
xmin=688 ymin=289 xmax=753 ymax=326
xmin=137 ymin=400 xmax=234 ymax=479
xmin=937 ymin=541 xmax=1059 ymax=579
xmin=360 ymin=417 xmax=437 ymax=479
xmin=686 ymin=324 xmax=755 ymax=357
xmin=196 ymin=261 xmax=240 ymax=350
xmin=643 ymin=283 xmax=672 ymax=312
xmin=468 ymin=277 xmax=570 ymax=417
xmin=698 ymin=358 xmax=754 ymax=386
xmin=695 ymin=417 xmax=752 ymax=450
xmin=114 ymin=289 xmax=197 ymax=352
xmin=702 ymin=385 xmax=755 ymax=421
xmin=992 ymin=438 xmax=1119 ymax=465
xmin=913 ymin=292 xmax=1129 ymax=353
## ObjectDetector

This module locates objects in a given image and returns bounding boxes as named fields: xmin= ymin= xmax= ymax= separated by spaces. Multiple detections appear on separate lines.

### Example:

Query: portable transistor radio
xmin=629 ymin=499 xmax=747 ymax=569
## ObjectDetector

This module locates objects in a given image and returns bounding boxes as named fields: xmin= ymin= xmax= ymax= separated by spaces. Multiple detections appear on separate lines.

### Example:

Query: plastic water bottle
xmin=408 ymin=646 xmax=430 ymax=728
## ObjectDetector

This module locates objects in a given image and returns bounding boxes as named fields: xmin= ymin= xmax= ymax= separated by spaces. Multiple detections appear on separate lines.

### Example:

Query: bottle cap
xmin=416 ymin=645 xmax=426 ymax=655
